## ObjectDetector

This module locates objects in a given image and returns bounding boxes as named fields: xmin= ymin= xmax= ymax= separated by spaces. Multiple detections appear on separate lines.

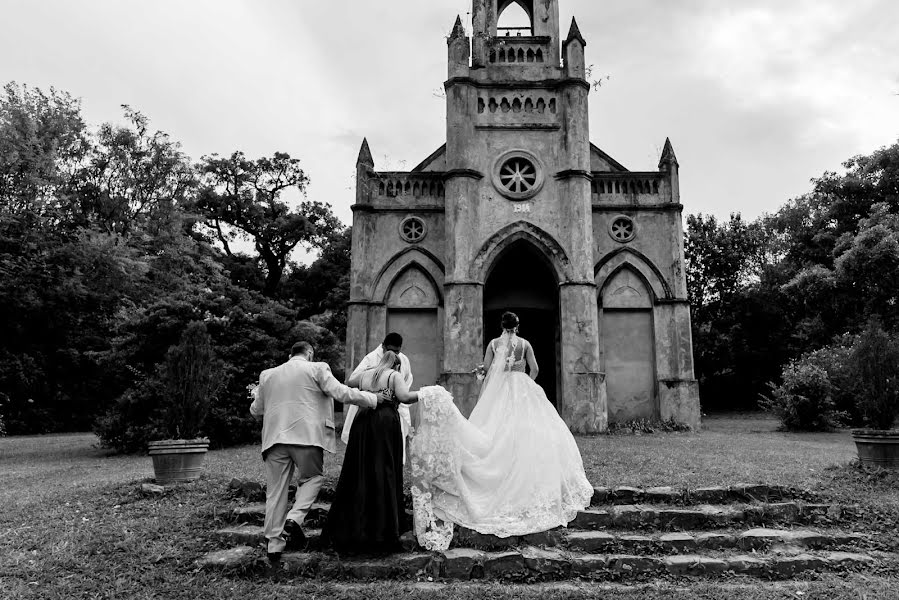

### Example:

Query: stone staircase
xmin=199 ymin=483 xmax=894 ymax=582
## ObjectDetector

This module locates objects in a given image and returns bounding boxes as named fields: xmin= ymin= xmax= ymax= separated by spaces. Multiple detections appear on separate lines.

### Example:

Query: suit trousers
xmin=263 ymin=443 xmax=324 ymax=553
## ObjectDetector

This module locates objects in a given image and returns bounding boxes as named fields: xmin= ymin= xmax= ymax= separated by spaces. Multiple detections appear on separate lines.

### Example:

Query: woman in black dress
xmin=324 ymin=350 xmax=419 ymax=554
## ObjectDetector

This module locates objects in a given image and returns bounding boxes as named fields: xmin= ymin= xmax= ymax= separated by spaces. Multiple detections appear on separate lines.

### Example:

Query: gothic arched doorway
xmin=600 ymin=267 xmax=658 ymax=422
xmin=385 ymin=266 xmax=442 ymax=387
xmin=483 ymin=240 xmax=559 ymax=406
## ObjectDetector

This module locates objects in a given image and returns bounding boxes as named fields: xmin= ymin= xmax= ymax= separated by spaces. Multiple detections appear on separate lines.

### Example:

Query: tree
xmin=77 ymin=107 xmax=196 ymax=236
xmin=684 ymin=213 xmax=788 ymax=410
xmin=282 ymin=227 xmax=351 ymax=330
xmin=195 ymin=151 xmax=341 ymax=296
xmin=0 ymin=81 xmax=89 ymax=217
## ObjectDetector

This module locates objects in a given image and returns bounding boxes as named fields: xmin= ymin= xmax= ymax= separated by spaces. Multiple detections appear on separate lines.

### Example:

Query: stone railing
xmin=477 ymin=94 xmax=556 ymax=115
xmin=371 ymin=172 xmax=445 ymax=199
xmin=488 ymin=37 xmax=551 ymax=65
xmin=591 ymin=172 xmax=665 ymax=197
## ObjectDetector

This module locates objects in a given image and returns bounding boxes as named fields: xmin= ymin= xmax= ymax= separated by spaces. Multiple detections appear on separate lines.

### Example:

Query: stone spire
xmin=357 ymin=138 xmax=374 ymax=167
xmin=450 ymin=15 xmax=465 ymax=39
xmin=563 ymin=17 xmax=586 ymax=48
xmin=658 ymin=137 xmax=679 ymax=169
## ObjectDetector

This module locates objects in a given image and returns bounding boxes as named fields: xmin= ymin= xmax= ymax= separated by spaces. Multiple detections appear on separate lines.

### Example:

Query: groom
xmin=250 ymin=341 xmax=385 ymax=561
xmin=342 ymin=332 xmax=413 ymax=461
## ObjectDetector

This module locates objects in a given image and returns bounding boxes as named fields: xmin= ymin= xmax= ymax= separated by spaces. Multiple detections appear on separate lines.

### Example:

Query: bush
xmin=849 ymin=321 xmax=899 ymax=430
xmin=158 ymin=321 xmax=223 ymax=439
xmin=798 ymin=334 xmax=857 ymax=423
xmin=761 ymin=360 xmax=846 ymax=431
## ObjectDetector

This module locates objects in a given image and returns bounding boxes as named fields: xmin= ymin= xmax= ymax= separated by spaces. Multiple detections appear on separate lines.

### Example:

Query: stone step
xmin=571 ymin=502 xmax=842 ymax=531
xmin=213 ymin=524 xmax=322 ymax=547
xmin=227 ymin=480 xmax=815 ymax=507
xmin=229 ymin=500 xmax=843 ymax=530
xmin=231 ymin=502 xmax=329 ymax=525
xmin=198 ymin=545 xmax=880 ymax=581
xmin=592 ymin=484 xmax=817 ymax=505
xmin=215 ymin=523 xmax=867 ymax=555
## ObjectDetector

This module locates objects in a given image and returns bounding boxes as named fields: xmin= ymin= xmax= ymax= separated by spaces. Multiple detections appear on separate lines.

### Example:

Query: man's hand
xmin=378 ymin=390 xmax=393 ymax=404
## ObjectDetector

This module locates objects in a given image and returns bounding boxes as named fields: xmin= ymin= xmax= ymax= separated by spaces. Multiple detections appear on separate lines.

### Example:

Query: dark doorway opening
xmin=483 ymin=240 xmax=559 ymax=406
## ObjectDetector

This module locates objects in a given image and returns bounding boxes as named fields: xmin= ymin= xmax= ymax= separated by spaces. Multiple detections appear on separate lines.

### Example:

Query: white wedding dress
xmin=410 ymin=332 xmax=594 ymax=551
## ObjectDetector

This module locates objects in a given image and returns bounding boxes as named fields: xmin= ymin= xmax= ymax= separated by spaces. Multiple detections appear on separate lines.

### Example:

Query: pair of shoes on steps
xmin=284 ymin=519 xmax=307 ymax=550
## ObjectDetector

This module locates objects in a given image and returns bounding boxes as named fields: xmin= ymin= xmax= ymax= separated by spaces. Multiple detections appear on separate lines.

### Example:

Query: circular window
xmin=399 ymin=216 xmax=427 ymax=243
xmin=492 ymin=150 xmax=544 ymax=200
xmin=609 ymin=215 xmax=636 ymax=243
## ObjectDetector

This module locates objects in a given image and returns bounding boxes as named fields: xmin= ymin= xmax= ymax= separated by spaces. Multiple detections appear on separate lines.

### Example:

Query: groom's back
xmin=261 ymin=359 xmax=325 ymax=410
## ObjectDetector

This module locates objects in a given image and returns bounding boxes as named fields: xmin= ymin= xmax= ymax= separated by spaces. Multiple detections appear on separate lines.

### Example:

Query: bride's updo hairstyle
xmin=501 ymin=311 xmax=519 ymax=332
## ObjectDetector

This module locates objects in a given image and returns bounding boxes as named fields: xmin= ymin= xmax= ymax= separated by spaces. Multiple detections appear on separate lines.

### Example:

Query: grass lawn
xmin=1 ymin=414 xmax=897 ymax=599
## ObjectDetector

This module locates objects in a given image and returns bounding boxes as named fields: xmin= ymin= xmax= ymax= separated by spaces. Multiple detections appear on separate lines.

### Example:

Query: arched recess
xmin=594 ymin=247 xmax=671 ymax=303
xmin=497 ymin=0 xmax=533 ymax=32
xmin=599 ymin=265 xmax=659 ymax=423
xmin=371 ymin=247 xmax=445 ymax=304
xmin=384 ymin=264 xmax=443 ymax=387
xmin=482 ymin=239 xmax=560 ymax=405
xmin=472 ymin=221 xmax=572 ymax=283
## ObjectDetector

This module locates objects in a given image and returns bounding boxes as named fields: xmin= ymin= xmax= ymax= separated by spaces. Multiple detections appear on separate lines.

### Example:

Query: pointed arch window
xmin=497 ymin=0 xmax=533 ymax=36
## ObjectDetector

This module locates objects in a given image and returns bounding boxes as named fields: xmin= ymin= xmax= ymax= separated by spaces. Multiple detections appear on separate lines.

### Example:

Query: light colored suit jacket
xmin=341 ymin=346 xmax=413 ymax=452
xmin=250 ymin=355 xmax=377 ymax=455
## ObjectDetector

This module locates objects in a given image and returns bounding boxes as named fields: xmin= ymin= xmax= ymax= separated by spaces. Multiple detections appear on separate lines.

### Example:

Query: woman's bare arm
xmin=482 ymin=340 xmax=495 ymax=373
xmin=392 ymin=374 xmax=419 ymax=404
xmin=525 ymin=341 xmax=539 ymax=380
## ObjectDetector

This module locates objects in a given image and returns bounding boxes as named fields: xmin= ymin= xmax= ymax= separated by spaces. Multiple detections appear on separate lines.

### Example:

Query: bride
xmin=410 ymin=311 xmax=594 ymax=551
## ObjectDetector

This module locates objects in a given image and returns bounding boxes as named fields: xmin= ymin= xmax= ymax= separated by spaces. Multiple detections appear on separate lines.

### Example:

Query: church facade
xmin=346 ymin=0 xmax=700 ymax=431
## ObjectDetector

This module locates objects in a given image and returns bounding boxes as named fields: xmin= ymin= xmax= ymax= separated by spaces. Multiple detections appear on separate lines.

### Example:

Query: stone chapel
xmin=346 ymin=0 xmax=700 ymax=431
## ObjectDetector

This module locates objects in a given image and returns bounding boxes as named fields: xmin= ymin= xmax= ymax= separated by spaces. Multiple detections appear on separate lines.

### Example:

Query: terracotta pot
xmin=148 ymin=439 xmax=209 ymax=483
xmin=851 ymin=429 xmax=899 ymax=470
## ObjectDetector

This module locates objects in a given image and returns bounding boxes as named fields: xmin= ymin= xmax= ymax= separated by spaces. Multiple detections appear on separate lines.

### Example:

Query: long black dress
xmin=324 ymin=371 xmax=406 ymax=554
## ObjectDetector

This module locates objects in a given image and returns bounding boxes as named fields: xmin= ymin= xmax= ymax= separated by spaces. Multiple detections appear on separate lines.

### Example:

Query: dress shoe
xmin=284 ymin=519 xmax=307 ymax=550
xmin=266 ymin=551 xmax=282 ymax=564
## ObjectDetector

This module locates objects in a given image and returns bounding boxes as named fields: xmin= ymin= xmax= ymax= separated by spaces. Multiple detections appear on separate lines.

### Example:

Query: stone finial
xmin=357 ymin=138 xmax=374 ymax=167
xmin=659 ymin=137 xmax=679 ymax=169
xmin=563 ymin=17 xmax=586 ymax=47
xmin=450 ymin=15 xmax=465 ymax=39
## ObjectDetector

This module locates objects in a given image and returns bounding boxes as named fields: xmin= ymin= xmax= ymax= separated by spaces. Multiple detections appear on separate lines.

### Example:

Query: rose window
xmin=399 ymin=216 xmax=427 ymax=243
xmin=492 ymin=150 xmax=545 ymax=200
xmin=499 ymin=157 xmax=537 ymax=195
xmin=609 ymin=215 xmax=636 ymax=243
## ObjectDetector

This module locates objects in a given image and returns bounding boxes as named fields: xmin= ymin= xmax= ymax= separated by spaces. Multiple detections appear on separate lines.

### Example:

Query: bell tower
xmin=441 ymin=0 xmax=605 ymax=431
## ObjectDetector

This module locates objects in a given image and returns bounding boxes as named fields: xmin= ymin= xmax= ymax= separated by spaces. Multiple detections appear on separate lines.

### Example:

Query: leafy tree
xmin=684 ymin=214 xmax=784 ymax=410
xmin=282 ymin=226 xmax=351 ymax=331
xmin=0 ymin=81 xmax=89 ymax=217
xmin=77 ymin=107 xmax=196 ymax=236
xmin=195 ymin=151 xmax=341 ymax=296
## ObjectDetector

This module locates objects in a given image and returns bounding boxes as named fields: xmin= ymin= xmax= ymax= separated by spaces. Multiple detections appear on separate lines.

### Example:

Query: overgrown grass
xmin=1 ymin=414 xmax=897 ymax=599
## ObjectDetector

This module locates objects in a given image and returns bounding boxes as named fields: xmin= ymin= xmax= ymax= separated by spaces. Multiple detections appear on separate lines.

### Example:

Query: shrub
xmin=158 ymin=321 xmax=223 ymax=439
xmin=761 ymin=361 xmax=846 ymax=431
xmin=606 ymin=417 xmax=692 ymax=434
xmin=799 ymin=334 xmax=857 ymax=423
xmin=849 ymin=321 xmax=899 ymax=430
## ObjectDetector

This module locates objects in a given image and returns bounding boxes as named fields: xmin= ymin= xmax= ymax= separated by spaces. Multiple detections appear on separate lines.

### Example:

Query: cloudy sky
xmin=3 ymin=0 xmax=898 ymax=232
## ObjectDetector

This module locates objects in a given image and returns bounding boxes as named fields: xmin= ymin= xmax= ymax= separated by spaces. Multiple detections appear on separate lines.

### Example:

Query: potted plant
xmin=849 ymin=320 xmax=899 ymax=469
xmin=148 ymin=322 xmax=223 ymax=484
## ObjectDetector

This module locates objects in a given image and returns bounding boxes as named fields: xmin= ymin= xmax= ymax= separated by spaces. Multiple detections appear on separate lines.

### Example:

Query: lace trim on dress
xmin=410 ymin=385 xmax=458 ymax=551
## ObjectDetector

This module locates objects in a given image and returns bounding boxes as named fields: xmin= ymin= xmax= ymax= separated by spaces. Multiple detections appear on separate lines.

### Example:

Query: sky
xmin=2 ymin=0 xmax=898 ymax=236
